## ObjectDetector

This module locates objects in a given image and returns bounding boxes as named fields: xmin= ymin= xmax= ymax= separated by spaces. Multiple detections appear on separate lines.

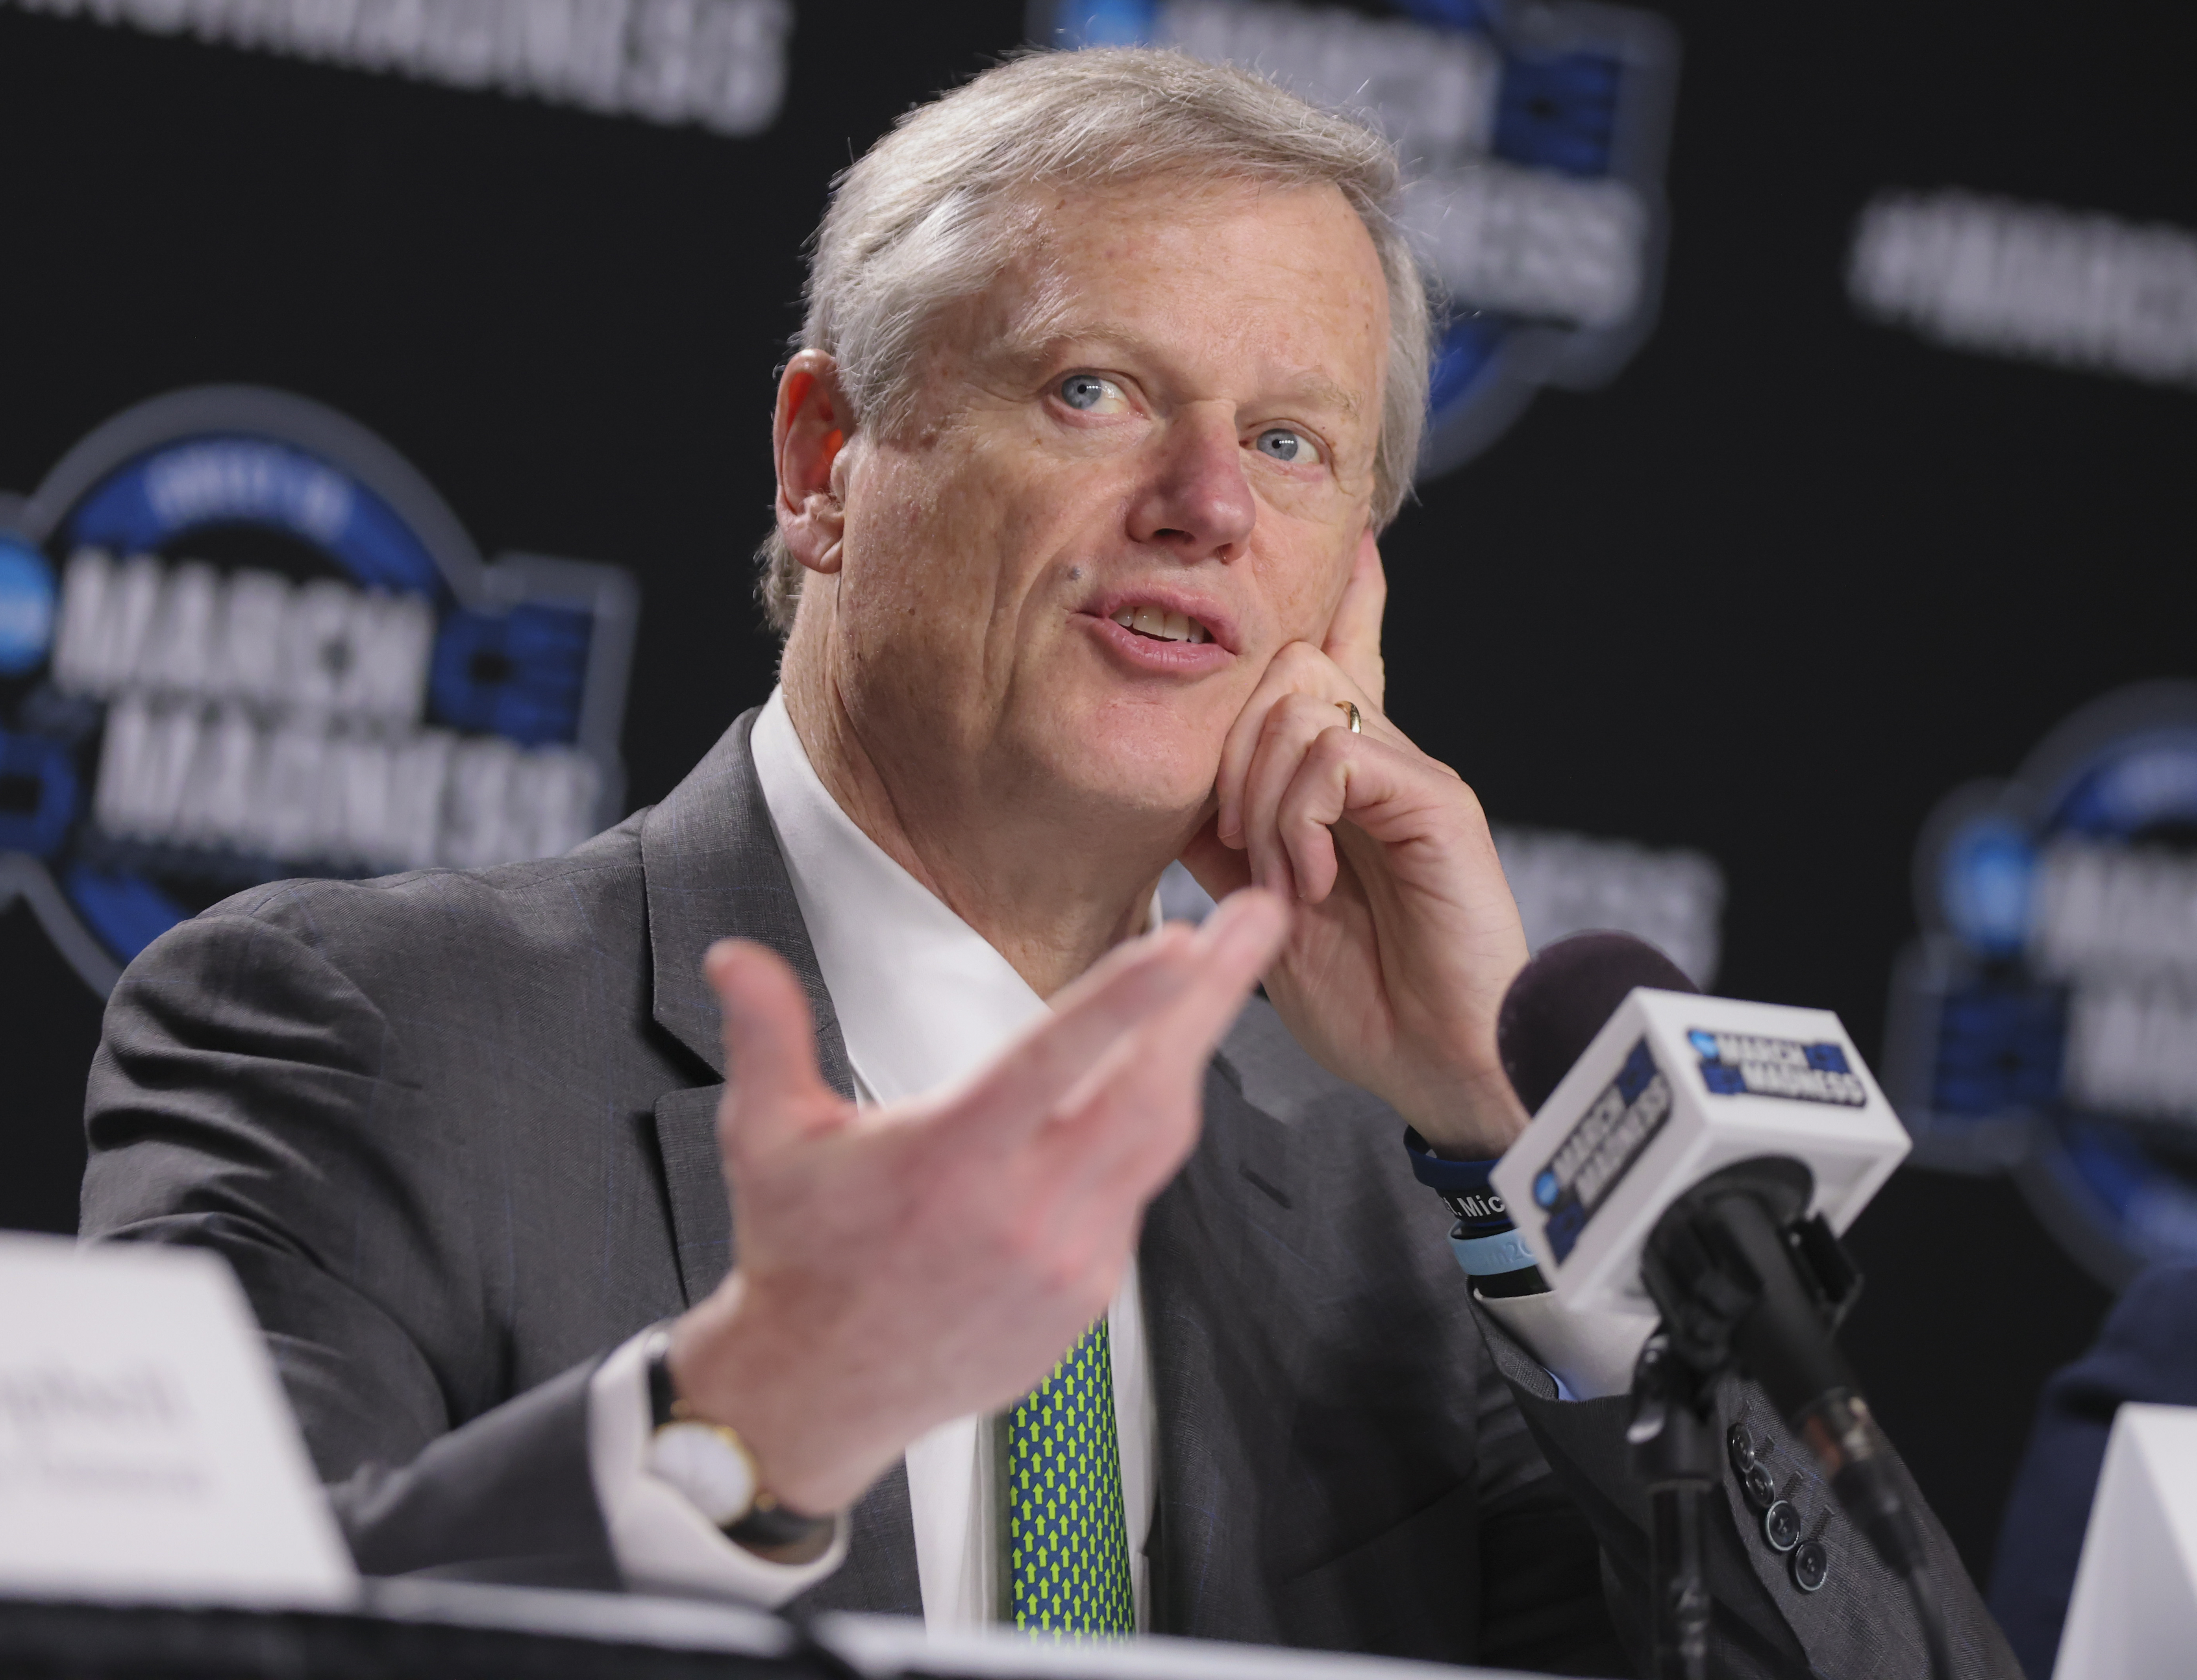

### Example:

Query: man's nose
xmin=1126 ymin=406 xmax=1256 ymax=561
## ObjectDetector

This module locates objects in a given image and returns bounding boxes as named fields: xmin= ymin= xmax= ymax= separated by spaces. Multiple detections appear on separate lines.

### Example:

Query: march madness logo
xmin=1530 ymin=1037 xmax=1672 ymax=1262
xmin=1031 ymin=0 xmax=1680 ymax=479
xmin=1690 ymin=1029 xmax=1868 ymax=1106
xmin=0 ymin=387 xmax=636 ymax=994
xmin=1887 ymin=683 xmax=2197 ymax=1285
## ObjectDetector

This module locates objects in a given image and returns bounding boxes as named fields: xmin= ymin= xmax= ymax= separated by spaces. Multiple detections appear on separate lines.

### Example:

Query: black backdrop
xmin=4 ymin=0 xmax=2193 ymax=1594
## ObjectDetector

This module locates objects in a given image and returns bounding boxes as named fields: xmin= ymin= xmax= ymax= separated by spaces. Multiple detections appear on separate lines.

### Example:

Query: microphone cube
xmin=1490 ymin=989 xmax=1912 ymax=1318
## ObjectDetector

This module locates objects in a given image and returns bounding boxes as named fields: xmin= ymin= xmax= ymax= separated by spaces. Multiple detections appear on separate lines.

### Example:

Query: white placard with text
xmin=0 ymin=1231 xmax=356 ymax=1607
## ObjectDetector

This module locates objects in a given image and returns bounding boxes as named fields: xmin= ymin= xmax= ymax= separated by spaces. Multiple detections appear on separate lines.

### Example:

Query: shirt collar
xmin=749 ymin=686 xmax=1055 ymax=1106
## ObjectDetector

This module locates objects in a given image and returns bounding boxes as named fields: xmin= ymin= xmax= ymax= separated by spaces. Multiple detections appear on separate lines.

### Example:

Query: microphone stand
xmin=1625 ymin=1158 xmax=1955 ymax=1680
xmin=1626 ymin=1334 xmax=1714 ymax=1680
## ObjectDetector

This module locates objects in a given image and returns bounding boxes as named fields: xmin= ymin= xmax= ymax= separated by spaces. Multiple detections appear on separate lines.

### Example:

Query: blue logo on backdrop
xmin=0 ymin=539 xmax=56 ymax=676
xmin=1886 ymin=682 xmax=2197 ymax=1286
xmin=0 ymin=388 xmax=638 ymax=994
xmin=1031 ymin=0 xmax=1680 ymax=479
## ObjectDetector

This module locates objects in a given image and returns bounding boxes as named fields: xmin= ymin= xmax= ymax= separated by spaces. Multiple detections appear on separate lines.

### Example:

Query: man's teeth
xmin=1111 ymin=605 xmax=1211 ymax=644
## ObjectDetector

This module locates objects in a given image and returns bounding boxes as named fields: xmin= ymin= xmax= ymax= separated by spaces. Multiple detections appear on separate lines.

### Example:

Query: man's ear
xmin=774 ymin=349 xmax=851 ymax=576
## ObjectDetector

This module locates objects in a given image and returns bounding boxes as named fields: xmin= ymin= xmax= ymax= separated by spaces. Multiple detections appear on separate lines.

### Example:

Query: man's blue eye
xmin=1061 ymin=375 xmax=1107 ymax=410
xmin=1256 ymin=428 xmax=1307 ymax=462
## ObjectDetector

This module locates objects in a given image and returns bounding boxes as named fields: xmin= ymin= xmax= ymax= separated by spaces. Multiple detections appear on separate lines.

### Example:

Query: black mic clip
xmin=1638 ymin=1156 xmax=1862 ymax=1401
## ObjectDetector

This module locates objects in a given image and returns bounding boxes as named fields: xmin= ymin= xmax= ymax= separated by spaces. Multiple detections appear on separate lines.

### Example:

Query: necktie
xmin=1005 ymin=1317 xmax=1134 ymax=1636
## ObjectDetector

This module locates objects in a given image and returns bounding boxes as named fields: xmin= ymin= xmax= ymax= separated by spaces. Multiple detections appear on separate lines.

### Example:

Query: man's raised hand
xmin=665 ymin=887 xmax=1290 ymax=1519
xmin=1181 ymin=531 xmax=1533 ymax=1161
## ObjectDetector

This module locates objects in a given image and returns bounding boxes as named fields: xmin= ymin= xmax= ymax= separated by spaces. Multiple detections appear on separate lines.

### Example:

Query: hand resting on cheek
xmin=1180 ymin=531 xmax=1535 ymax=1160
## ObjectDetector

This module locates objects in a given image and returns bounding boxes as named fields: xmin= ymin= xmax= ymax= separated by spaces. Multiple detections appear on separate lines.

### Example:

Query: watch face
xmin=646 ymin=1421 xmax=757 ymax=1529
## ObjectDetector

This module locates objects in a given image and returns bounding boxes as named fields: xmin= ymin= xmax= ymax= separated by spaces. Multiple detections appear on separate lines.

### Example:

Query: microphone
xmin=1487 ymin=931 xmax=1909 ymax=1323
xmin=1485 ymin=933 xmax=1947 ymax=1680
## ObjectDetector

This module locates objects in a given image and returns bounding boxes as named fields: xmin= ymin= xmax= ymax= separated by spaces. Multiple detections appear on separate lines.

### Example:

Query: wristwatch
xmin=641 ymin=1327 xmax=835 ymax=1551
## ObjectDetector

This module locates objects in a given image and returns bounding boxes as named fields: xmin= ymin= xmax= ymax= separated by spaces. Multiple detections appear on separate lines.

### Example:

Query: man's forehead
xmin=970 ymin=183 xmax=1386 ymax=413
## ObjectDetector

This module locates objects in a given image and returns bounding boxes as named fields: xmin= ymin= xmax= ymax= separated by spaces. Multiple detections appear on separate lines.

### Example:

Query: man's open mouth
xmin=1107 ymin=605 xmax=1213 ymax=645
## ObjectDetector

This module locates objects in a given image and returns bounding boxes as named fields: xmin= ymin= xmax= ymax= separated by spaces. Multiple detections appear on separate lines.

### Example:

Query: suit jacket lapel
xmin=652 ymin=1085 xmax=734 ymax=1305
xmin=1140 ymin=1042 xmax=1310 ymax=1644
xmin=641 ymin=705 xmax=855 ymax=1095
xmin=642 ymin=706 xmax=859 ymax=1301
xmin=639 ymin=707 xmax=918 ymax=1616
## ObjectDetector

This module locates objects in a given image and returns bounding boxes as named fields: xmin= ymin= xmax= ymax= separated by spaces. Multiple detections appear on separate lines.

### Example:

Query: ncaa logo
xmin=0 ymin=387 xmax=637 ymax=995
xmin=1031 ymin=0 xmax=1680 ymax=479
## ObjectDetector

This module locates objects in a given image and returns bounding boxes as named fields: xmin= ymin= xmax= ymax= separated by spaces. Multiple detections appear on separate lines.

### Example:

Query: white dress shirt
xmin=589 ymin=689 xmax=1157 ymax=1625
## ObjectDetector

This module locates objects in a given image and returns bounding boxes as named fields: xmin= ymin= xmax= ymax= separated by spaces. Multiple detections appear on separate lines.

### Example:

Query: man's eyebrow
xmin=1264 ymin=370 xmax=1364 ymax=416
xmin=986 ymin=320 xmax=1157 ymax=379
xmin=988 ymin=321 xmax=1366 ymax=415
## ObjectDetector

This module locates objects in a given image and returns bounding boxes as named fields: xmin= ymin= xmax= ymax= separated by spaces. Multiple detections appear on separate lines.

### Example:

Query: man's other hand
xmin=665 ymin=888 xmax=1290 ymax=1518
xmin=1182 ymin=531 xmax=1533 ymax=1159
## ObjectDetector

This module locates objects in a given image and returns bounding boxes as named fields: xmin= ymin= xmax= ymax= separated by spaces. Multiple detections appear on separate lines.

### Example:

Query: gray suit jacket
xmin=81 ymin=710 xmax=2017 ymax=1678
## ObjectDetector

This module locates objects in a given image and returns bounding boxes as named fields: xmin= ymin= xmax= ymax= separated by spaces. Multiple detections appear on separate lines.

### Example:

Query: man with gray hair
xmin=83 ymin=48 xmax=2015 ymax=1678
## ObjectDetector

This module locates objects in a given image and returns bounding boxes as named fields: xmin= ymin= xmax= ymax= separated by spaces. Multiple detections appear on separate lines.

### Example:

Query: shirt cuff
xmin=1475 ymin=1289 xmax=1656 ymax=1402
xmin=587 ymin=1328 xmax=849 ymax=1602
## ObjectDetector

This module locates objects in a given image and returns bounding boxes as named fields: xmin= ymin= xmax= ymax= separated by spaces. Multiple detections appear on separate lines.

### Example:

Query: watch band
xmin=642 ymin=1328 xmax=835 ymax=1551
xmin=724 ymin=1490 xmax=836 ymax=1551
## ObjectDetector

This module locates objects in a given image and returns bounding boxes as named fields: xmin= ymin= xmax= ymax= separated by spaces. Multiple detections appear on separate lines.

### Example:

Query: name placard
xmin=0 ymin=1232 xmax=357 ymax=1608
xmin=2056 ymin=1402 xmax=2197 ymax=1680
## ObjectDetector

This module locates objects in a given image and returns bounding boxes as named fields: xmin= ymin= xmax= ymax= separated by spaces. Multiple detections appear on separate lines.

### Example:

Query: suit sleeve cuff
xmin=587 ymin=1328 xmax=848 ymax=1602
xmin=1475 ymin=1289 xmax=1656 ymax=1402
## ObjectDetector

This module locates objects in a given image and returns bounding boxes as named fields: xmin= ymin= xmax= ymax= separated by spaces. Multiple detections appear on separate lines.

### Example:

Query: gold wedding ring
xmin=1337 ymin=701 xmax=1362 ymax=734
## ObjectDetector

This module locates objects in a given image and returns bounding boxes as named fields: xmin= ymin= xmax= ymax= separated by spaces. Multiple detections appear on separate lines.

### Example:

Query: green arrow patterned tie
xmin=1005 ymin=1317 xmax=1134 ymax=1636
